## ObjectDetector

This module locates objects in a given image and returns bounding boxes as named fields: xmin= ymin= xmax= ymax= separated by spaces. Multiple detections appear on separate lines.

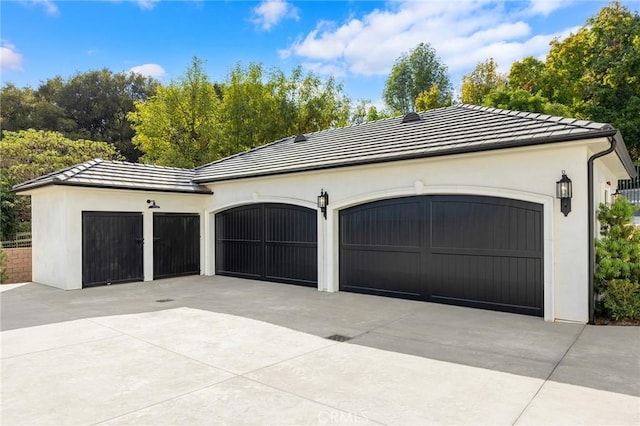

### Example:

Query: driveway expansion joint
xmin=511 ymin=323 xmax=587 ymax=425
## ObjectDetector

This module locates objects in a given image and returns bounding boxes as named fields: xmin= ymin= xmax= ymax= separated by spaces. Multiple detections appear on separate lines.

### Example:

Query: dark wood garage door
xmin=82 ymin=212 xmax=143 ymax=288
xmin=215 ymin=203 xmax=317 ymax=286
xmin=340 ymin=195 xmax=543 ymax=316
xmin=153 ymin=213 xmax=200 ymax=279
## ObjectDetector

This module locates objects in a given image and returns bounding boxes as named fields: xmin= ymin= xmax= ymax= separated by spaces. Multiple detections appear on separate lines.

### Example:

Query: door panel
xmin=82 ymin=212 xmax=143 ymax=288
xmin=339 ymin=195 xmax=543 ymax=316
xmin=153 ymin=213 xmax=200 ymax=279
xmin=216 ymin=204 xmax=317 ymax=286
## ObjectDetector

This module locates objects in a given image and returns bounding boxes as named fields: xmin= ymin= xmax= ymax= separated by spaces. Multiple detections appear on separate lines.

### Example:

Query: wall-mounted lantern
xmin=147 ymin=199 xmax=160 ymax=209
xmin=612 ymin=188 xmax=622 ymax=200
xmin=317 ymin=189 xmax=329 ymax=219
xmin=555 ymin=171 xmax=572 ymax=216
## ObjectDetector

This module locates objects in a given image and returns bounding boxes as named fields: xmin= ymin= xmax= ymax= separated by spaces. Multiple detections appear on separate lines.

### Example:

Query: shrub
xmin=602 ymin=279 xmax=640 ymax=320
xmin=595 ymin=196 xmax=640 ymax=320
xmin=0 ymin=247 xmax=8 ymax=284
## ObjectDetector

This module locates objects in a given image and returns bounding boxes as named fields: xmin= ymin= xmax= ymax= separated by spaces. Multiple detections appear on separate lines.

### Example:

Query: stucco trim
xmin=325 ymin=184 xmax=555 ymax=321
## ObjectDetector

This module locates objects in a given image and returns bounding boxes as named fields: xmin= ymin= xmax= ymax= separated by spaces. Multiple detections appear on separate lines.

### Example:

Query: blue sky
xmin=2 ymin=0 xmax=638 ymax=106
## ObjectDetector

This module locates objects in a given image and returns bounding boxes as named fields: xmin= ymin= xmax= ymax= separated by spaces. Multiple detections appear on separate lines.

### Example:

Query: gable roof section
xmin=194 ymin=104 xmax=633 ymax=183
xmin=13 ymin=159 xmax=212 ymax=194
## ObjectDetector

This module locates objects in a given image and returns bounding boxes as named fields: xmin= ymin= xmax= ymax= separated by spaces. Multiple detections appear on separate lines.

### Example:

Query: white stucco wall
xmin=203 ymin=138 xmax=627 ymax=323
xmin=24 ymin=136 xmax=629 ymax=323
xmin=27 ymin=186 xmax=209 ymax=290
xmin=31 ymin=186 xmax=69 ymax=288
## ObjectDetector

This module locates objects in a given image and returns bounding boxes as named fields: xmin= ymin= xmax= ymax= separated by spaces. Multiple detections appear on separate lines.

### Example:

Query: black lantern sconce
xmin=317 ymin=189 xmax=329 ymax=219
xmin=555 ymin=171 xmax=572 ymax=216
xmin=147 ymin=199 xmax=160 ymax=209
xmin=612 ymin=188 xmax=622 ymax=200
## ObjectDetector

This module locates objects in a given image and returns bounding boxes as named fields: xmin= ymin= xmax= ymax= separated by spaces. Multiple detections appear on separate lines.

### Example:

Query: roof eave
xmin=194 ymin=128 xmax=620 ymax=184
xmin=612 ymin=131 xmax=637 ymax=179
xmin=13 ymin=180 xmax=212 ymax=195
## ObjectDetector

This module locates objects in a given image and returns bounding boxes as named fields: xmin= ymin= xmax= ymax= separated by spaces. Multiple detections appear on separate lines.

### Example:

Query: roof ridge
xmin=456 ymin=103 xmax=611 ymax=130
xmin=102 ymin=159 xmax=196 ymax=172
xmin=52 ymin=158 xmax=104 ymax=183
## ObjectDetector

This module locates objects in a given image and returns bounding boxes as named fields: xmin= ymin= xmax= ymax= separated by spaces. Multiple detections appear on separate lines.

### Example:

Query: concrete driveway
xmin=1 ymin=276 xmax=639 ymax=425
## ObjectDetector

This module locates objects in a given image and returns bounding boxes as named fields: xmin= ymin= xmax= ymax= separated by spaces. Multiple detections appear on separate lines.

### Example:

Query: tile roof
xmin=193 ymin=104 xmax=630 ymax=183
xmin=13 ymin=159 xmax=211 ymax=194
xmin=12 ymin=104 xmax=635 ymax=193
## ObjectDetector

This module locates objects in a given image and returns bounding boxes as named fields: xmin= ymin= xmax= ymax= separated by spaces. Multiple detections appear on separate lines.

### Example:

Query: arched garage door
xmin=340 ymin=195 xmax=543 ymax=316
xmin=215 ymin=203 xmax=317 ymax=287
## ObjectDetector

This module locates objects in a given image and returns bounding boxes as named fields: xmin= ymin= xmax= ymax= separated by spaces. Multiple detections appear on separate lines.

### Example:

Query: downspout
xmin=587 ymin=136 xmax=617 ymax=324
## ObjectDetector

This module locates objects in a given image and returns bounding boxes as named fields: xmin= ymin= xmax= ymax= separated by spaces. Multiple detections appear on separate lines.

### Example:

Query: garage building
xmin=14 ymin=105 xmax=637 ymax=323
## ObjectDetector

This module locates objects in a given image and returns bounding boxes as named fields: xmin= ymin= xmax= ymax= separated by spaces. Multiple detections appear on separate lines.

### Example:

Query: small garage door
xmin=340 ymin=195 xmax=543 ymax=316
xmin=82 ymin=212 xmax=143 ymax=288
xmin=215 ymin=203 xmax=317 ymax=286
xmin=153 ymin=213 xmax=200 ymax=279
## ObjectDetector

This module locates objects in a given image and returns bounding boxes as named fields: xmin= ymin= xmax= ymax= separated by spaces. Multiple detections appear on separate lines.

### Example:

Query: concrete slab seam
xmin=238 ymin=375 xmax=387 ymax=426
xmin=82 ymin=316 xmax=242 ymax=376
xmin=90 ymin=375 xmax=244 ymax=426
xmin=512 ymin=324 xmax=587 ymax=425
xmin=0 ymin=333 xmax=125 ymax=360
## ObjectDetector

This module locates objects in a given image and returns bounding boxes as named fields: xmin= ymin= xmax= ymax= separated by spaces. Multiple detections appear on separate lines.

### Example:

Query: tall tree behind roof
xmin=383 ymin=43 xmax=452 ymax=114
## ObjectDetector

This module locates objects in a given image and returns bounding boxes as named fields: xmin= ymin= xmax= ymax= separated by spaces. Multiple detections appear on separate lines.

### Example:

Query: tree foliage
xmin=0 ymin=130 xmax=123 ymax=239
xmin=129 ymin=58 xmax=221 ymax=168
xmin=130 ymin=59 xmax=353 ymax=168
xmin=460 ymin=58 xmax=505 ymax=105
xmin=1 ymin=70 xmax=158 ymax=161
xmin=545 ymin=1 xmax=640 ymax=159
xmin=383 ymin=43 xmax=452 ymax=113
xmin=415 ymin=84 xmax=453 ymax=111
xmin=508 ymin=57 xmax=545 ymax=94
xmin=467 ymin=2 xmax=640 ymax=159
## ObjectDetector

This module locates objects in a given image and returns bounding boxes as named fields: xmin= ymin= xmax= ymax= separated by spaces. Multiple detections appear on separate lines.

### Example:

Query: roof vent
xmin=293 ymin=134 xmax=308 ymax=143
xmin=402 ymin=112 xmax=421 ymax=123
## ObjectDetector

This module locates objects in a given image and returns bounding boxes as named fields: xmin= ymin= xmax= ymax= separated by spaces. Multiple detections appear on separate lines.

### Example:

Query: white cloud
xmin=251 ymin=0 xmax=299 ymax=31
xmin=129 ymin=63 xmax=166 ymax=79
xmin=0 ymin=41 xmax=23 ymax=72
xmin=525 ymin=0 xmax=572 ymax=17
xmin=20 ymin=0 xmax=59 ymax=15
xmin=301 ymin=62 xmax=347 ymax=78
xmin=280 ymin=0 xmax=580 ymax=80
xmin=135 ymin=0 xmax=159 ymax=10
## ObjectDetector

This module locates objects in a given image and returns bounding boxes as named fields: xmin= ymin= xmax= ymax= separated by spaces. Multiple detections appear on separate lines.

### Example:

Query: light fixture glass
xmin=317 ymin=190 xmax=329 ymax=219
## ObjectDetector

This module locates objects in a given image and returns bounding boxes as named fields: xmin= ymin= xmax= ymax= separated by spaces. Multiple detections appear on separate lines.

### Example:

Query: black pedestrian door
xmin=153 ymin=213 xmax=200 ymax=279
xmin=215 ymin=203 xmax=317 ymax=286
xmin=82 ymin=212 xmax=143 ymax=288
xmin=340 ymin=195 xmax=543 ymax=316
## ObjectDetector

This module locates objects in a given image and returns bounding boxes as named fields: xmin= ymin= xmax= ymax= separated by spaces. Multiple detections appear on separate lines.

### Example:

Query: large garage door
xmin=340 ymin=195 xmax=543 ymax=316
xmin=215 ymin=203 xmax=317 ymax=286
xmin=82 ymin=212 xmax=143 ymax=288
xmin=153 ymin=213 xmax=200 ymax=279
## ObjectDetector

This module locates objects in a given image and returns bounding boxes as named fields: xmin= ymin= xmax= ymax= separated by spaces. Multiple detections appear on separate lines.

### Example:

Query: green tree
xmin=544 ymin=1 xmax=640 ymax=158
xmin=0 ymin=83 xmax=76 ymax=135
xmin=508 ymin=57 xmax=545 ymax=93
xmin=482 ymin=87 xmax=573 ymax=116
xmin=56 ymin=69 xmax=158 ymax=161
xmin=415 ymin=84 xmax=453 ymax=111
xmin=216 ymin=63 xmax=282 ymax=155
xmin=383 ymin=43 xmax=452 ymax=114
xmin=1 ymin=71 xmax=157 ymax=162
xmin=129 ymin=57 xmax=221 ymax=168
xmin=460 ymin=58 xmax=505 ymax=105
xmin=0 ymin=129 xmax=123 ymax=239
